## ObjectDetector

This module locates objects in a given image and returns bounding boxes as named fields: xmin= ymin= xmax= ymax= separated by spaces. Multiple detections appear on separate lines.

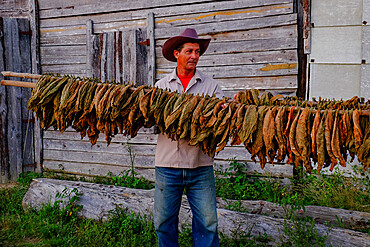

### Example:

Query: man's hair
xmin=175 ymin=43 xmax=185 ymax=53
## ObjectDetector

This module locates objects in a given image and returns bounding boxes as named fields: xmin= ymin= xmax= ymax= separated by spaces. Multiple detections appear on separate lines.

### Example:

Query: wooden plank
xmin=309 ymin=64 xmax=361 ymax=100
xmin=0 ymin=0 xmax=28 ymax=18
xmin=136 ymin=27 xmax=148 ymax=86
xmin=40 ymin=13 xmax=296 ymax=39
xmin=42 ymin=160 xmax=155 ymax=181
xmin=38 ymin=0 xmax=292 ymax=19
xmin=41 ymin=55 xmax=86 ymax=66
xmin=0 ymin=18 xmax=10 ymax=183
xmin=148 ymin=13 xmax=155 ymax=86
xmin=157 ymin=63 xmax=298 ymax=79
xmin=3 ymin=18 xmax=23 ymax=181
xmin=156 ymin=36 xmax=297 ymax=57
xmin=18 ymin=18 xmax=35 ymax=173
xmin=155 ymin=13 xmax=297 ymax=39
xmin=311 ymin=0 xmax=363 ymax=27
xmin=43 ymin=130 xmax=158 ymax=144
xmin=122 ymin=30 xmax=138 ymax=84
xmin=222 ymin=88 xmax=297 ymax=98
xmin=155 ymin=3 xmax=293 ymax=28
xmin=38 ymin=0 xmax=292 ymax=29
xmin=156 ymin=24 xmax=297 ymax=46
xmin=106 ymin=32 xmax=115 ymax=81
xmin=30 ymin=0 xmax=42 ymax=173
xmin=43 ymin=149 xmax=156 ymax=168
xmin=157 ymin=50 xmax=298 ymax=68
xmin=310 ymin=26 xmax=362 ymax=64
xmin=100 ymin=32 xmax=108 ymax=81
xmin=86 ymin=20 xmax=93 ymax=78
xmin=115 ymin=31 xmax=122 ymax=82
xmin=217 ymin=75 xmax=297 ymax=90
xmin=41 ymin=64 xmax=86 ymax=75
xmin=40 ymin=45 xmax=86 ymax=56
xmin=40 ymin=34 xmax=86 ymax=46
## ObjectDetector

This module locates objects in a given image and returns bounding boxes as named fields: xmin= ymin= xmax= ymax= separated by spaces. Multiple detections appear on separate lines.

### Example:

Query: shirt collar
xmin=169 ymin=68 xmax=203 ymax=83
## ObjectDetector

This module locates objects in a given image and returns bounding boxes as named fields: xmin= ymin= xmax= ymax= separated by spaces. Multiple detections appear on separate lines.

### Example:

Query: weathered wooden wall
xmin=0 ymin=17 xmax=35 ymax=183
xmin=0 ymin=0 xmax=29 ymax=18
xmin=36 ymin=0 xmax=298 ymax=181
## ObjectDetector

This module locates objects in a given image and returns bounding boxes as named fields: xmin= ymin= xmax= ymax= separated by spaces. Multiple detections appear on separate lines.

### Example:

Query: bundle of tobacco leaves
xmin=28 ymin=75 xmax=370 ymax=172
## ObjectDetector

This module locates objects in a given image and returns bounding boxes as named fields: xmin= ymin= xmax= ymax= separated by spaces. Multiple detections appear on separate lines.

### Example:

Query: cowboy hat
xmin=162 ymin=28 xmax=211 ymax=62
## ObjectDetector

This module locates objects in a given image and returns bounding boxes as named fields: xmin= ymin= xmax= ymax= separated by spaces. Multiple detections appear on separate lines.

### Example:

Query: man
xmin=154 ymin=28 xmax=223 ymax=247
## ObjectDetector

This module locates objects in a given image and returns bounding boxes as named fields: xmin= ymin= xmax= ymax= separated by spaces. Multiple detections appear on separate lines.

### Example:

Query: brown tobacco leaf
xmin=238 ymin=105 xmax=258 ymax=144
xmin=263 ymin=106 xmax=278 ymax=163
xmin=190 ymin=97 xmax=209 ymax=141
xmin=216 ymin=102 xmax=236 ymax=153
xmin=296 ymin=107 xmax=312 ymax=173
xmin=311 ymin=110 xmax=321 ymax=163
xmin=250 ymin=106 xmax=269 ymax=158
xmin=178 ymin=95 xmax=200 ymax=139
xmin=228 ymin=103 xmax=240 ymax=146
xmin=345 ymin=110 xmax=356 ymax=162
xmin=165 ymin=94 xmax=192 ymax=130
xmin=139 ymin=88 xmax=153 ymax=120
xmin=275 ymin=106 xmax=287 ymax=162
xmin=353 ymin=109 xmax=363 ymax=151
xmin=324 ymin=109 xmax=338 ymax=171
xmin=331 ymin=111 xmax=346 ymax=167
xmin=316 ymin=111 xmax=327 ymax=173
xmin=284 ymin=106 xmax=295 ymax=164
xmin=230 ymin=104 xmax=246 ymax=145
xmin=289 ymin=107 xmax=302 ymax=166
xmin=205 ymin=100 xmax=226 ymax=128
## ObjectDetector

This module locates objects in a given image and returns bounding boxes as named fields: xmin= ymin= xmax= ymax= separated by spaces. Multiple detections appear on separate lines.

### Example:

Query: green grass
xmin=1 ymin=161 xmax=368 ymax=246
xmin=215 ymin=161 xmax=370 ymax=213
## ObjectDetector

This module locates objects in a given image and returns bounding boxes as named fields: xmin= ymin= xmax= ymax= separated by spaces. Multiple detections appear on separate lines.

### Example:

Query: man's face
xmin=174 ymin=42 xmax=200 ymax=72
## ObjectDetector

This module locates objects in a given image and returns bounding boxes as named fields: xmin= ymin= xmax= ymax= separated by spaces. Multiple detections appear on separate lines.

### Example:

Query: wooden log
xmin=1 ymin=71 xmax=41 ymax=79
xmin=22 ymin=178 xmax=370 ymax=247
xmin=1 ymin=79 xmax=35 ymax=88
xmin=217 ymin=198 xmax=370 ymax=231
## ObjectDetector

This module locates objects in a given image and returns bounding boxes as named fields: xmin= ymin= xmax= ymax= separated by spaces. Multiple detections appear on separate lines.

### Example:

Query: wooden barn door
xmin=0 ymin=18 xmax=35 ymax=183
xmin=86 ymin=13 xmax=155 ymax=86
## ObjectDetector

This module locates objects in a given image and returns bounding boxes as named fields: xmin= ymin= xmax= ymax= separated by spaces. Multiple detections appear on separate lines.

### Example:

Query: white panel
xmin=362 ymin=26 xmax=370 ymax=62
xmin=309 ymin=64 xmax=361 ymax=100
xmin=310 ymin=26 xmax=362 ymax=64
xmin=363 ymin=0 xmax=370 ymax=23
xmin=311 ymin=0 xmax=363 ymax=26
xmin=361 ymin=64 xmax=370 ymax=99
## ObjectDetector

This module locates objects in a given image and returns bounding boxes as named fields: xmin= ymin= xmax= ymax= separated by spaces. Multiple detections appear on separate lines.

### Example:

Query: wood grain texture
xmin=23 ymin=178 xmax=370 ymax=247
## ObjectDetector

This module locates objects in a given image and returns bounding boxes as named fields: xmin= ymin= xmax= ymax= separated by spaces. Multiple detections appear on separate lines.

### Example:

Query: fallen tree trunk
xmin=217 ymin=198 xmax=370 ymax=231
xmin=23 ymin=178 xmax=370 ymax=247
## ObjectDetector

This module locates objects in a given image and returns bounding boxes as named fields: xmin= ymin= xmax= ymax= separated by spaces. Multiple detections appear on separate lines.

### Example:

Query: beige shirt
xmin=154 ymin=68 xmax=224 ymax=168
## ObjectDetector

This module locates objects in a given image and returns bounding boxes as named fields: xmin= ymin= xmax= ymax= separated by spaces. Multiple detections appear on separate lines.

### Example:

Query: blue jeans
xmin=154 ymin=166 xmax=219 ymax=247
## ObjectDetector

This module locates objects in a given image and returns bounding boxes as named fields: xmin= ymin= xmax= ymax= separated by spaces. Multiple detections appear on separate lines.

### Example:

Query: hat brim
xmin=162 ymin=36 xmax=211 ymax=62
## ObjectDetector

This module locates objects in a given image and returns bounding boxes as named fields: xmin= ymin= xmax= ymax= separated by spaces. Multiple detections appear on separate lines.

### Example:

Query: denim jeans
xmin=154 ymin=166 xmax=219 ymax=247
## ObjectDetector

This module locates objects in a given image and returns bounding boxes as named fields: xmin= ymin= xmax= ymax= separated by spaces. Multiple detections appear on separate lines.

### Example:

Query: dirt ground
xmin=0 ymin=182 xmax=18 ymax=189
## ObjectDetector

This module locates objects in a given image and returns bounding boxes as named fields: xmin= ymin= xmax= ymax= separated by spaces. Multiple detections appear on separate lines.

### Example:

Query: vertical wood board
xmin=0 ymin=18 xmax=9 ymax=183
xmin=4 ymin=18 xmax=23 ymax=180
xmin=30 ymin=0 xmax=43 ymax=173
xmin=18 ymin=18 xmax=35 ymax=172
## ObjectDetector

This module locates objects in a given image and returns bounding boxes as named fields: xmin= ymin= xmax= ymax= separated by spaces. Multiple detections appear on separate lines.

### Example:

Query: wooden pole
xmin=1 ymin=71 xmax=369 ymax=116
xmin=1 ymin=71 xmax=41 ymax=79
xmin=1 ymin=79 xmax=35 ymax=88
